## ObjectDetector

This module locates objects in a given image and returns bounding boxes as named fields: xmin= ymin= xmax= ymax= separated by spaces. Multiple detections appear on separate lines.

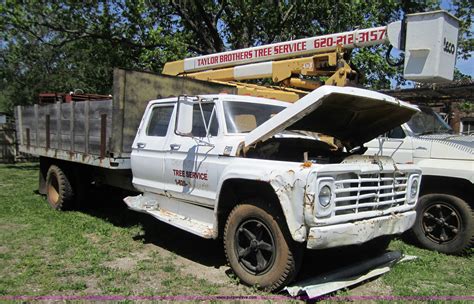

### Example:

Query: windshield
xmin=223 ymin=101 xmax=285 ymax=133
xmin=407 ymin=106 xmax=452 ymax=135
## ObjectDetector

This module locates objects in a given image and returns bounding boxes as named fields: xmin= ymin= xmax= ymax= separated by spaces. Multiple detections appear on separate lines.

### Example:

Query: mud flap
xmin=284 ymin=251 xmax=417 ymax=298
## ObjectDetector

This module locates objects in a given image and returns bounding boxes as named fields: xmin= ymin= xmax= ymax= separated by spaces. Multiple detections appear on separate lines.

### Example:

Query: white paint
xmin=131 ymin=92 xmax=421 ymax=244
xmin=403 ymin=11 xmax=459 ymax=82
xmin=182 ymin=26 xmax=388 ymax=72
xmin=233 ymin=62 xmax=273 ymax=80
xmin=365 ymin=127 xmax=474 ymax=183
xmin=306 ymin=211 xmax=416 ymax=249
xmin=244 ymin=86 xmax=418 ymax=148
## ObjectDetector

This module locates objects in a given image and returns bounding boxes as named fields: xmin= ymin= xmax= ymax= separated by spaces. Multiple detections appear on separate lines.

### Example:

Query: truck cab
xmin=365 ymin=106 xmax=473 ymax=255
xmin=126 ymin=85 xmax=422 ymax=290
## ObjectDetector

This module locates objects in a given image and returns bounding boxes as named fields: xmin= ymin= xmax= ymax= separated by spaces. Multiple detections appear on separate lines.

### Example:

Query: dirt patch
xmin=103 ymin=250 xmax=151 ymax=271
xmin=84 ymin=233 xmax=101 ymax=245
xmin=139 ymin=243 xmax=251 ymax=295
xmin=82 ymin=277 xmax=101 ymax=294
xmin=0 ymin=222 xmax=29 ymax=230
xmin=348 ymin=276 xmax=393 ymax=298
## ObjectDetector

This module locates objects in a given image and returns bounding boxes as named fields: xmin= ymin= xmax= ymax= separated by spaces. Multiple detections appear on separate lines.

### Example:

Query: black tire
xmin=45 ymin=165 xmax=74 ymax=210
xmin=223 ymin=200 xmax=302 ymax=291
xmin=410 ymin=194 xmax=473 ymax=255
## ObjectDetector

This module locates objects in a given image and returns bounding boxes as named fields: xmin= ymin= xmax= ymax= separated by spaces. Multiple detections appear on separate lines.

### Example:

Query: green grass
xmin=0 ymin=163 xmax=472 ymax=301
xmin=384 ymin=240 xmax=473 ymax=297
xmin=0 ymin=163 xmax=227 ymax=298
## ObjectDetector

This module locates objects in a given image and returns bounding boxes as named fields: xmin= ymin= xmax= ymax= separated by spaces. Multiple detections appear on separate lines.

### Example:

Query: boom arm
xmin=163 ymin=10 xmax=459 ymax=94
xmin=163 ymin=26 xmax=387 ymax=75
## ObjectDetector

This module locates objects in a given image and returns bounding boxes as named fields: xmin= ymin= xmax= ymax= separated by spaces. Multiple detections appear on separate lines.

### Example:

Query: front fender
xmin=215 ymin=158 xmax=311 ymax=242
xmin=416 ymin=158 xmax=474 ymax=184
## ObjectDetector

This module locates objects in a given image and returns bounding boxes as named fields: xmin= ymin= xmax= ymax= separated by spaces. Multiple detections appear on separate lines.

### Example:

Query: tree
xmin=1 ymin=0 xmax=472 ymax=112
xmin=0 ymin=0 xmax=189 ymax=110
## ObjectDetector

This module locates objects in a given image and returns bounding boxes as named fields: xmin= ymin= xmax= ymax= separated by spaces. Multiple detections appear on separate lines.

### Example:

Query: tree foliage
xmin=1 ymin=0 xmax=472 ymax=112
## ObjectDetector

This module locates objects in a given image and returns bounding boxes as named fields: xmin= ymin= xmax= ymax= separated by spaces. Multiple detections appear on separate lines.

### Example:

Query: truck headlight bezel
xmin=315 ymin=177 xmax=335 ymax=218
xmin=407 ymin=174 xmax=421 ymax=204
xmin=318 ymin=185 xmax=332 ymax=208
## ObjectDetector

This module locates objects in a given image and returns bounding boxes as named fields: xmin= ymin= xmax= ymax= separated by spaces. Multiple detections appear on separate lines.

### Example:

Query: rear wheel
xmin=224 ymin=200 xmax=302 ymax=291
xmin=46 ymin=165 xmax=74 ymax=210
xmin=411 ymin=194 xmax=473 ymax=255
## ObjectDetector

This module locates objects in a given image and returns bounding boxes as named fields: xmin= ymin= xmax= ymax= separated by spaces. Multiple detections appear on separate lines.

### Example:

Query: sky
xmin=457 ymin=54 xmax=473 ymax=76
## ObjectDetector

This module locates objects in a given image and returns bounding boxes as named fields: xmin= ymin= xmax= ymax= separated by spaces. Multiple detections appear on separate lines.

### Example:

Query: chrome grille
xmin=333 ymin=173 xmax=408 ymax=216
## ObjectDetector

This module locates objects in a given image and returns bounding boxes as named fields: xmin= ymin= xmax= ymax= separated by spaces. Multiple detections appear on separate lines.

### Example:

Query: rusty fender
xmin=215 ymin=159 xmax=313 ymax=242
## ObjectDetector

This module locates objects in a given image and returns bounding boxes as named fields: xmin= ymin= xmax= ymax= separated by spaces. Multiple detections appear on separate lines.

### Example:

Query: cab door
xmin=365 ymin=126 xmax=414 ymax=164
xmin=131 ymin=102 xmax=175 ymax=193
xmin=163 ymin=102 xmax=221 ymax=207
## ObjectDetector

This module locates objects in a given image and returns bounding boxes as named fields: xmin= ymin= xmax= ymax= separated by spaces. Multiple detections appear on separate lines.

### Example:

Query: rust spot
xmin=301 ymin=161 xmax=312 ymax=168
xmin=203 ymin=228 xmax=214 ymax=238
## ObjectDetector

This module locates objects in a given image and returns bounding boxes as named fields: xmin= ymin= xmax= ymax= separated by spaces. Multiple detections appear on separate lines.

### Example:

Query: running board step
xmin=124 ymin=194 xmax=214 ymax=239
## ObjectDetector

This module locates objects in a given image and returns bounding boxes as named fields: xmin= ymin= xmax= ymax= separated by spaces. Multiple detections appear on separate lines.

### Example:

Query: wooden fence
xmin=0 ymin=122 xmax=37 ymax=163
xmin=0 ymin=123 xmax=16 ymax=163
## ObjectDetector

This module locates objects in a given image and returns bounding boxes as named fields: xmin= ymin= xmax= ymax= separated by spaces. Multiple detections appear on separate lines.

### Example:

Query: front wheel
xmin=410 ymin=194 xmax=473 ymax=255
xmin=223 ymin=200 xmax=302 ymax=291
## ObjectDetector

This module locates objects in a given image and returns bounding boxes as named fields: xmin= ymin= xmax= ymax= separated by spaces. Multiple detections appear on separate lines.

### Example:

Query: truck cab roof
xmin=147 ymin=86 xmax=419 ymax=148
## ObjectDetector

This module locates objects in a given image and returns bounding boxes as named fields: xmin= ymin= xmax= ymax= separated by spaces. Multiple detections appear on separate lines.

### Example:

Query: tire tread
xmin=223 ymin=199 xmax=300 ymax=291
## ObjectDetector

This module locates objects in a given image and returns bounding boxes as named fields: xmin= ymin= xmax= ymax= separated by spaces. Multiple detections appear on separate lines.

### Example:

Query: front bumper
xmin=306 ymin=211 xmax=416 ymax=249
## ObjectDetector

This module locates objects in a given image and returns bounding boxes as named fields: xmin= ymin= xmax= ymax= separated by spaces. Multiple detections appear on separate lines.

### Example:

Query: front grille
xmin=333 ymin=173 xmax=408 ymax=216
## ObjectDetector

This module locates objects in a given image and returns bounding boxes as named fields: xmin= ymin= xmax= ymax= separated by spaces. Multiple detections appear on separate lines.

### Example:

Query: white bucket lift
xmin=164 ymin=10 xmax=460 ymax=85
xmin=388 ymin=11 xmax=460 ymax=82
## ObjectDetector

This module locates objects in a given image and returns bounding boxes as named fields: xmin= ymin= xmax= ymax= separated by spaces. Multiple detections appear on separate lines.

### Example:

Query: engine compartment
xmin=245 ymin=136 xmax=357 ymax=164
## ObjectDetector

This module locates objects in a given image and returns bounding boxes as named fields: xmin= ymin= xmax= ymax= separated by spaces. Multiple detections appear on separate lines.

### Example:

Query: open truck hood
xmin=245 ymin=86 xmax=419 ymax=148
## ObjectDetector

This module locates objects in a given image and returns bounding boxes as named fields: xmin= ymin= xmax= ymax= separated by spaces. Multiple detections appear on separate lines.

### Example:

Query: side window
xmin=386 ymin=126 xmax=406 ymax=139
xmin=192 ymin=103 xmax=219 ymax=137
xmin=146 ymin=105 xmax=174 ymax=136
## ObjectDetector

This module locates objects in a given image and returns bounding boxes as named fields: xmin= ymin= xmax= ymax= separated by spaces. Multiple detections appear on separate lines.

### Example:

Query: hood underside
xmin=245 ymin=86 xmax=419 ymax=148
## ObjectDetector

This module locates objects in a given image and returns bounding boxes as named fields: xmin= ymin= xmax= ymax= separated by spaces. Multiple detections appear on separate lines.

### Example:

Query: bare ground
xmin=82 ymin=195 xmax=398 ymax=299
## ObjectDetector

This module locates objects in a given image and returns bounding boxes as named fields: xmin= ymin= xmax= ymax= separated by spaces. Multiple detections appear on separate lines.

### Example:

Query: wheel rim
xmin=47 ymin=174 xmax=60 ymax=205
xmin=235 ymin=218 xmax=276 ymax=275
xmin=422 ymin=202 xmax=461 ymax=244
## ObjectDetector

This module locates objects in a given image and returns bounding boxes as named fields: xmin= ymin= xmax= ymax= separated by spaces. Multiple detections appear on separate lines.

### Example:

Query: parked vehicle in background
xmin=365 ymin=106 xmax=473 ymax=255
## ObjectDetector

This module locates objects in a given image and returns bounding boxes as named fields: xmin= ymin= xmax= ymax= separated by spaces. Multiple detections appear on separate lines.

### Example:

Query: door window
xmin=192 ymin=103 xmax=219 ymax=137
xmin=386 ymin=126 xmax=406 ymax=139
xmin=146 ymin=105 xmax=174 ymax=136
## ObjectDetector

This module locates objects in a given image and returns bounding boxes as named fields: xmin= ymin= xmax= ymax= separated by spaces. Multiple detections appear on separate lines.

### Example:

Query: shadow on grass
xmin=76 ymin=186 xmax=392 ymax=283
xmin=79 ymin=186 xmax=227 ymax=269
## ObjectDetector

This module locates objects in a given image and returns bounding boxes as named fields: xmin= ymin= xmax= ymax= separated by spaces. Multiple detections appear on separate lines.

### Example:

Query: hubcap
xmin=235 ymin=219 xmax=276 ymax=275
xmin=422 ymin=202 xmax=461 ymax=244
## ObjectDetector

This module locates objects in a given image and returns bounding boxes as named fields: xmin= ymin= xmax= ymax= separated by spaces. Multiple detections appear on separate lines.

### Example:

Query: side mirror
xmin=175 ymin=95 xmax=194 ymax=136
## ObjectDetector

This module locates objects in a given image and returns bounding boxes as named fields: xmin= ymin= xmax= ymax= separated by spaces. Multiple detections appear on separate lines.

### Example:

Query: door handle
xmin=137 ymin=142 xmax=146 ymax=148
xmin=170 ymin=144 xmax=181 ymax=150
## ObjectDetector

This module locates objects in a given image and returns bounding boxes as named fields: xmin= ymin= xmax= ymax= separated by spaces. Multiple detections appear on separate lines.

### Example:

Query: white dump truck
xmin=16 ymin=72 xmax=422 ymax=290
xmin=15 ymin=10 xmax=459 ymax=289
xmin=365 ymin=106 xmax=473 ymax=255
xmin=125 ymin=85 xmax=423 ymax=290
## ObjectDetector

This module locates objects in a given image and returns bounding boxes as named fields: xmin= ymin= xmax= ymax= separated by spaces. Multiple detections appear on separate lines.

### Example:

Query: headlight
xmin=410 ymin=178 xmax=419 ymax=199
xmin=407 ymin=175 xmax=420 ymax=204
xmin=314 ymin=177 xmax=334 ymax=218
xmin=318 ymin=185 xmax=332 ymax=208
